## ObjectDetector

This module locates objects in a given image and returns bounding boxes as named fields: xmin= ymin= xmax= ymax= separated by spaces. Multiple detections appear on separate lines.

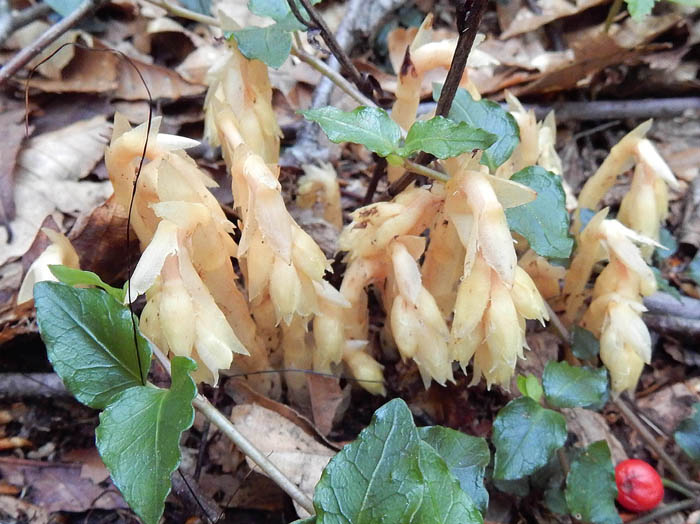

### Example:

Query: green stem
xmin=663 ymin=477 xmax=697 ymax=499
xmin=402 ymin=159 xmax=450 ymax=183
xmin=604 ymin=0 xmax=624 ymax=32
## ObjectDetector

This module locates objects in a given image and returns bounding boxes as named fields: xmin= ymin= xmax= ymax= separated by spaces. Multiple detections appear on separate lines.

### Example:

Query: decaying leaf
xmin=230 ymin=403 xmax=335 ymax=517
xmin=0 ymin=116 xmax=112 ymax=266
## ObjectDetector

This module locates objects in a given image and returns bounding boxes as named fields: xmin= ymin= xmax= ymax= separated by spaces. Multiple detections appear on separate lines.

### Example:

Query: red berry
xmin=615 ymin=459 xmax=664 ymax=512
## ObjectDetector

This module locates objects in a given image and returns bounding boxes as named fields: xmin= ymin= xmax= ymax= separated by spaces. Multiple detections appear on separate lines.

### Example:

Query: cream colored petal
xmin=129 ymin=220 xmax=179 ymax=299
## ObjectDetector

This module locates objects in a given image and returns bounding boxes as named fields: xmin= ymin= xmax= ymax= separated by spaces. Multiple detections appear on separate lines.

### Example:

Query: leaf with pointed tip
xmin=230 ymin=25 xmax=292 ymax=68
xmin=302 ymin=106 xmax=402 ymax=158
xmin=492 ymin=397 xmax=567 ymax=480
xmin=434 ymin=85 xmax=519 ymax=171
xmin=49 ymin=265 xmax=125 ymax=302
xmin=505 ymin=166 xmax=574 ymax=259
xmin=401 ymin=116 xmax=496 ymax=159
xmin=565 ymin=441 xmax=621 ymax=524
xmin=96 ymin=357 xmax=197 ymax=524
xmin=543 ymin=361 xmax=609 ymax=410
xmin=34 ymin=282 xmax=151 ymax=409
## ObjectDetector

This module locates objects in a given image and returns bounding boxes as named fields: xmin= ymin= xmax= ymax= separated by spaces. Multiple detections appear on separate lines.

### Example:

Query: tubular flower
xmin=565 ymin=213 xmax=658 ymax=393
xmin=445 ymin=170 xmax=548 ymax=389
xmin=576 ymin=120 xmax=677 ymax=251
xmin=387 ymin=13 xmax=496 ymax=181
xmin=17 ymin=229 xmax=80 ymax=304
xmin=296 ymin=163 xmax=343 ymax=230
xmin=106 ymin=115 xmax=273 ymax=388
xmin=204 ymin=42 xmax=281 ymax=164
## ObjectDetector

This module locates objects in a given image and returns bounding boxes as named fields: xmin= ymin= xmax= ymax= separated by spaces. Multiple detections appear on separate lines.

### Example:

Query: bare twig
xmin=149 ymin=344 xmax=314 ymax=514
xmin=0 ymin=3 xmax=53 ymax=47
xmin=363 ymin=155 xmax=386 ymax=205
xmin=387 ymin=0 xmax=487 ymax=196
xmin=144 ymin=0 xmax=218 ymax=25
xmin=644 ymin=292 xmax=700 ymax=320
xmin=613 ymin=396 xmax=695 ymax=489
xmin=626 ymin=498 xmax=699 ymax=524
xmin=0 ymin=0 xmax=105 ymax=87
xmin=290 ymin=45 xmax=375 ymax=108
xmin=192 ymin=394 xmax=315 ymax=514
xmin=643 ymin=314 xmax=700 ymax=340
xmin=294 ymin=0 xmax=367 ymax=96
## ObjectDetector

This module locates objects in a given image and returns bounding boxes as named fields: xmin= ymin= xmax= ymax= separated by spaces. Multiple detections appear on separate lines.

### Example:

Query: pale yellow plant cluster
xmin=563 ymin=123 xmax=678 ymax=392
xmin=18 ymin=16 xmax=678 ymax=399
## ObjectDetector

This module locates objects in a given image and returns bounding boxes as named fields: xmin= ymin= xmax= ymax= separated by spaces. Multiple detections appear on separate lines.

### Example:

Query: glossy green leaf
xmin=492 ymin=397 xmax=567 ymax=480
xmin=506 ymin=166 xmax=574 ymax=259
xmin=685 ymin=251 xmax=700 ymax=287
xmin=418 ymin=426 xmax=490 ymax=512
xmin=230 ymin=25 xmax=292 ymax=68
xmin=675 ymin=403 xmax=700 ymax=462
xmin=401 ymin=116 xmax=496 ymax=159
xmin=565 ymin=441 xmax=621 ymax=524
xmin=302 ymin=106 xmax=402 ymax=158
xmin=249 ymin=0 xmax=320 ymax=28
xmin=493 ymin=477 xmax=530 ymax=496
xmin=543 ymin=361 xmax=609 ymax=409
xmin=516 ymin=374 xmax=543 ymax=402
xmin=433 ymin=85 xmax=519 ymax=171
xmin=49 ymin=265 xmax=125 ymax=302
xmin=44 ymin=0 xmax=82 ymax=16
xmin=313 ymin=398 xmax=482 ymax=524
xmin=34 ymin=282 xmax=151 ymax=410
xmin=652 ymin=267 xmax=682 ymax=303
xmin=656 ymin=227 xmax=677 ymax=261
xmin=96 ymin=357 xmax=197 ymax=524
xmin=571 ymin=326 xmax=600 ymax=360
xmin=625 ymin=0 xmax=656 ymax=19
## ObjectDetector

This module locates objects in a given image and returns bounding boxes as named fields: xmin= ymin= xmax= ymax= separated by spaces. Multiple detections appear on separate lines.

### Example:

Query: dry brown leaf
xmin=68 ymin=195 xmax=137 ymax=284
xmin=230 ymin=403 xmax=335 ymax=517
xmin=0 ymin=495 xmax=49 ymax=524
xmin=307 ymin=374 xmax=350 ymax=436
xmin=0 ymin=457 xmax=126 ymax=513
xmin=562 ymin=407 xmax=628 ymax=463
xmin=636 ymin=378 xmax=700 ymax=435
xmin=0 ymin=105 xmax=27 ymax=227
xmin=62 ymin=448 xmax=111 ymax=484
xmin=498 ymin=0 xmax=608 ymax=40
xmin=0 ymin=116 xmax=112 ymax=265
xmin=176 ymin=44 xmax=226 ymax=85
xmin=5 ymin=21 xmax=81 ymax=79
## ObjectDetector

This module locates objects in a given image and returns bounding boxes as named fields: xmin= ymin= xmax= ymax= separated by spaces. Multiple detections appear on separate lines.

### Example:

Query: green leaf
xmin=179 ymin=0 xmax=210 ymax=15
xmin=675 ymin=403 xmax=700 ymax=462
xmin=492 ymin=397 xmax=567 ymax=480
xmin=493 ymin=477 xmax=530 ymax=496
xmin=313 ymin=398 xmax=482 ymax=524
xmin=302 ymin=106 xmax=402 ymax=158
xmin=49 ymin=265 xmax=125 ymax=302
xmin=625 ymin=0 xmax=657 ymax=19
xmin=652 ymin=267 xmax=682 ymax=303
xmin=571 ymin=326 xmax=600 ymax=361
xmin=685 ymin=250 xmax=700 ymax=287
xmin=543 ymin=361 xmax=609 ymax=410
xmin=34 ymin=282 xmax=151 ymax=410
xmin=516 ymin=374 xmax=544 ymax=402
xmin=44 ymin=0 xmax=82 ymax=16
xmin=505 ymin=166 xmax=574 ymax=259
xmin=530 ymin=450 xmax=581 ymax=515
xmin=401 ymin=116 xmax=496 ymax=159
xmin=248 ymin=0 xmax=321 ymax=28
xmin=230 ymin=25 xmax=292 ymax=68
xmin=418 ymin=426 xmax=490 ymax=512
xmin=565 ymin=441 xmax=622 ymax=524
xmin=433 ymin=85 xmax=519 ymax=171
xmin=656 ymin=227 xmax=677 ymax=261
xmin=96 ymin=356 xmax=197 ymax=524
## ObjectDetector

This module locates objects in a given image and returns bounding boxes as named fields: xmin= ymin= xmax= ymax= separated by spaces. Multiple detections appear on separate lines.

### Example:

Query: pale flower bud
xmin=343 ymin=341 xmax=386 ymax=396
xmin=511 ymin=266 xmax=549 ymax=323
xmin=297 ymin=163 xmax=343 ymax=230
xmin=159 ymin=256 xmax=196 ymax=358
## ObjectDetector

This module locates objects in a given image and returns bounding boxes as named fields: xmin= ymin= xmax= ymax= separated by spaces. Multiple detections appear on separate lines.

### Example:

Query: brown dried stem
xmin=387 ymin=0 xmax=488 ymax=196
xmin=290 ymin=0 xmax=369 ymax=99
xmin=0 ymin=0 xmax=105 ymax=87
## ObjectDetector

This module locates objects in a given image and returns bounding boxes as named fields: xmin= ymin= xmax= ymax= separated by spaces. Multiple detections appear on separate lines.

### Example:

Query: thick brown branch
xmin=386 ymin=0 xmax=487 ymax=197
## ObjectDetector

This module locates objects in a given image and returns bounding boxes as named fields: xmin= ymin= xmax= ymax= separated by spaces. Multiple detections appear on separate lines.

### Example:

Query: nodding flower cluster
xmin=18 ymin=15 xmax=677 ymax=400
